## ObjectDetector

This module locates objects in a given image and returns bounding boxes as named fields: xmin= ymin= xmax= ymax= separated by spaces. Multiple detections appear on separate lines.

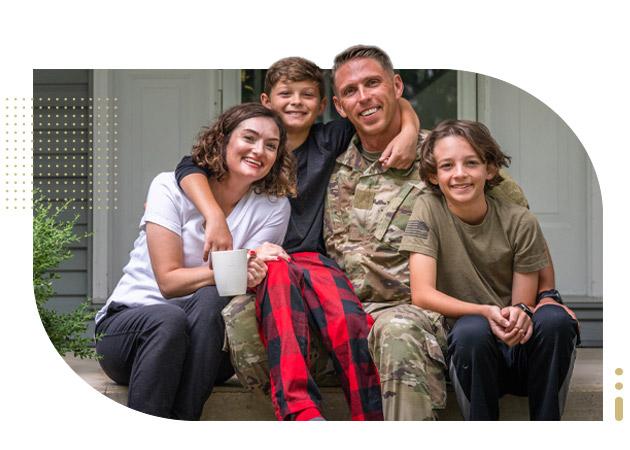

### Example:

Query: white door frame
xmin=457 ymin=71 xmax=477 ymax=121
xmin=90 ymin=69 xmax=242 ymax=304
xmin=91 ymin=69 xmax=115 ymax=304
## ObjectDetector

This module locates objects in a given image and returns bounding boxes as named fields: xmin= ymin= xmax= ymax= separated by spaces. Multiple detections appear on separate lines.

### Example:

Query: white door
xmin=477 ymin=76 xmax=602 ymax=299
xmin=91 ymin=69 xmax=241 ymax=302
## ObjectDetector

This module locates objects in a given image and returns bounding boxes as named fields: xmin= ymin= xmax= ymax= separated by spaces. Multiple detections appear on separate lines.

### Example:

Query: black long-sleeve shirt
xmin=175 ymin=118 xmax=354 ymax=255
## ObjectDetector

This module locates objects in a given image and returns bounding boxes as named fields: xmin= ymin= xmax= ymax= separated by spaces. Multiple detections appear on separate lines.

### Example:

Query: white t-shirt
xmin=95 ymin=172 xmax=290 ymax=323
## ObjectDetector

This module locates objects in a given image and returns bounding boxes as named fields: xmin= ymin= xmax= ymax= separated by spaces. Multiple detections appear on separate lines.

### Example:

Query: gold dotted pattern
xmin=1 ymin=97 xmax=32 ymax=209
xmin=17 ymin=96 xmax=119 ymax=210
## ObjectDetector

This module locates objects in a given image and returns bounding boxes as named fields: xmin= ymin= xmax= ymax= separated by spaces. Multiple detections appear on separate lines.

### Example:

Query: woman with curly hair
xmin=94 ymin=103 xmax=296 ymax=420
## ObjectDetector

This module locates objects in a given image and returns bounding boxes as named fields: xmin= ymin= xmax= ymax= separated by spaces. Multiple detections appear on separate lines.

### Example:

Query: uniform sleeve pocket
xmin=374 ymin=184 xmax=415 ymax=243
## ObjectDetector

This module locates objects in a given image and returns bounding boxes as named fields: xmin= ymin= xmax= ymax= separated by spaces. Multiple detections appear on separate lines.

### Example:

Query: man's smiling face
xmin=333 ymin=57 xmax=403 ymax=146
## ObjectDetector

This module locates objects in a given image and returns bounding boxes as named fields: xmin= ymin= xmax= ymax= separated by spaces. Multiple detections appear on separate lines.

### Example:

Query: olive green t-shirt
xmin=399 ymin=193 xmax=549 ymax=311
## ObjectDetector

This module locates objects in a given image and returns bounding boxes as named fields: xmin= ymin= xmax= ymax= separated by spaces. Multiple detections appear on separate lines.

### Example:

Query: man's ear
xmin=317 ymin=97 xmax=328 ymax=116
xmin=261 ymin=93 xmax=272 ymax=109
xmin=333 ymin=96 xmax=347 ymax=118
xmin=393 ymin=74 xmax=404 ymax=99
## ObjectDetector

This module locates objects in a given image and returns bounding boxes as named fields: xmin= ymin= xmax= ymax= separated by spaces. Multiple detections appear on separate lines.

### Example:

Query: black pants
xmin=447 ymin=304 xmax=580 ymax=420
xmin=95 ymin=286 xmax=234 ymax=420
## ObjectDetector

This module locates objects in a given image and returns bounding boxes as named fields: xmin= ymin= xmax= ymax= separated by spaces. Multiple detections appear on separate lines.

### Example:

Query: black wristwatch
xmin=536 ymin=289 xmax=564 ymax=306
xmin=514 ymin=302 xmax=533 ymax=318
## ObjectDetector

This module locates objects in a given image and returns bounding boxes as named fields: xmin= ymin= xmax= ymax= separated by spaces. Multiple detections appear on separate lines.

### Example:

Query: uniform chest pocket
xmin=373 ymin=184 xmax=417 ymax=247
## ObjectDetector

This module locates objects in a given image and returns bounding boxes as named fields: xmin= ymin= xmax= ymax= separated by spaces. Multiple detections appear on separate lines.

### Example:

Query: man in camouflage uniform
xmin=222 ymin=44 xmax=531 ymax=420
xmin=323 ymin=130 xmax=448 ymax=420
xmin=322 ymin=45 xmax=531 ymax=420
xmin=323 ymin=46 xmax=449 ymax=419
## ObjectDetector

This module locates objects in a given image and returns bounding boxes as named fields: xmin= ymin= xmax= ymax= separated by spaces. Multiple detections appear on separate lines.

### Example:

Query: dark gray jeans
xmin=95 ymin=286 xmax=234 ymax=420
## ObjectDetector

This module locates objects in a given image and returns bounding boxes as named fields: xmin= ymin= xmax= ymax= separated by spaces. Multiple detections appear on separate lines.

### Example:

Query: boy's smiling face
xmin=429 ymin=135 xmax=497 ymax=212
xmin=261 ymin=78 xmax=327 ymax=135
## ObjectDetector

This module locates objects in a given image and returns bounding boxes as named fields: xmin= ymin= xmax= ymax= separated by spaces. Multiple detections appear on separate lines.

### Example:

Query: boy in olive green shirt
xmin=400 ymin=119 xmax=580 ymax=420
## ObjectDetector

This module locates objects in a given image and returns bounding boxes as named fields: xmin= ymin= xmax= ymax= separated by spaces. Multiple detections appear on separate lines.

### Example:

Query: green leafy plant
xmin=33 ymin=189 xmax=102 ymax=359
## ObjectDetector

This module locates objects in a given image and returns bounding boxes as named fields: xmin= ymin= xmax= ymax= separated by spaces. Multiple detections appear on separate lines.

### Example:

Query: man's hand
xmin=380 ymin=127 xmax=417 ymax=170
xmin=203 ymin=215 xmax=233 ymax=264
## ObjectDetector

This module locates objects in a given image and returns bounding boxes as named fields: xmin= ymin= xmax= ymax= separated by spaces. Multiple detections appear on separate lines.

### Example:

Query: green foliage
xmin=33 ymin=189 xmax=102 ymax=359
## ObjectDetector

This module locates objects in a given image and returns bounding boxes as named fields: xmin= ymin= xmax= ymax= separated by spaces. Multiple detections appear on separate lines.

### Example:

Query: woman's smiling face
xmin=224 ymin=116 xmax=280 ymax=183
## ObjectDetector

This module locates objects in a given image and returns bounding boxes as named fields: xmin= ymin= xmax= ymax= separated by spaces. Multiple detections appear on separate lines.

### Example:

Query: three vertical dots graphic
xmin=616 ymin=368 xmax=623 ymax=421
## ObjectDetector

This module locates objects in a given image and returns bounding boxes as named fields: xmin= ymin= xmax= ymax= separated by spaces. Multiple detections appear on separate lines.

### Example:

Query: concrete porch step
xmin=64 ymin=348 xmax=602 ymax=421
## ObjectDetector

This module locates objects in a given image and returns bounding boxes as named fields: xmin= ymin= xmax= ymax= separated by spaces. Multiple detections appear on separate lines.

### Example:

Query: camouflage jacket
xmin=323 ymin=132 xmax=528 ymax=311
xmin=324 ymin=133 xmax=428 ymax=309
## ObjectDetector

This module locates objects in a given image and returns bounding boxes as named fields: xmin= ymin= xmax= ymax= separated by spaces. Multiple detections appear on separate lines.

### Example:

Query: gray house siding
xmin=33 ymin=69 xmax=93 ymax=316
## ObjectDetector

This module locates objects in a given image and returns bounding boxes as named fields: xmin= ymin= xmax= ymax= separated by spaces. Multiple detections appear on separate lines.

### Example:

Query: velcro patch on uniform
xmin=405 ymin=220 xmax=430 ymax=239
xmin=348 ymin=225 xmax=362 ymax=241
xmin=354 ymin=188 xmax=375 ymax=210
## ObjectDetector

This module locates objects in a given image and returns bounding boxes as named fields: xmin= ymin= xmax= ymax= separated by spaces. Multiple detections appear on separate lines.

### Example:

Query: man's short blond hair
xmin=331 ymin=45 xmax=395 ymax=93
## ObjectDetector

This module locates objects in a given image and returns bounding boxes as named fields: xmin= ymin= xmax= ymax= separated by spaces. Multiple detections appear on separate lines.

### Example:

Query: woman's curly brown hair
xmin=420 ymin=119 xmax=511 ymax=193
xmin=190 ymin=103 xmax=297 ymax=198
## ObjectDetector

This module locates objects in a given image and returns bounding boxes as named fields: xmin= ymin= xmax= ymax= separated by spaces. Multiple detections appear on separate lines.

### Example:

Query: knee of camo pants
xmin=368 ymin=304 xmax=448 ymax=420
xmin=221 ymin=294 xmax=272 ymax=396
xmin=221 ymin=294 xmax=340 ymax=395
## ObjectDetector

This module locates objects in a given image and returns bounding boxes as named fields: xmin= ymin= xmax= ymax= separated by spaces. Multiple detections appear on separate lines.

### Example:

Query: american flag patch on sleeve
xmin=405 ymin=220 xmax=430 ymax=239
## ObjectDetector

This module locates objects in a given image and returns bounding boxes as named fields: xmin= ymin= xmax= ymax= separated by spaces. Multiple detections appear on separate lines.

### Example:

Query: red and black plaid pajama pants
xmin=255 ymin=252 xmax=383 ymax=421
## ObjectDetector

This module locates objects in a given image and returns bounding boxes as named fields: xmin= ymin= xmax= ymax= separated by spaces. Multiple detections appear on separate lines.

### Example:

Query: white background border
xmin=1 ymin=0 xmax=627 ymax=447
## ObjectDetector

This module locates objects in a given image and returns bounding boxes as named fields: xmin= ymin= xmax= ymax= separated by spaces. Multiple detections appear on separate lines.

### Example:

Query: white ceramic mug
xmin=211 ymin=249 xmax=248 ymax=296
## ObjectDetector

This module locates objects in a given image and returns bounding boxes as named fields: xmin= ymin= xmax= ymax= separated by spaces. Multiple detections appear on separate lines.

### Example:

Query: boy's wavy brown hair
xmin=191 ymin=103 xmax=296 ymax=198
xmin=264 ymin=57 xmax=326 ymax=100
xmin=420 ymin=119 xmax=511 ymax=193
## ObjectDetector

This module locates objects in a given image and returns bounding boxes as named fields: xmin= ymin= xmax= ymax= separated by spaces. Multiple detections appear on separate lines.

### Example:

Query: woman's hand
xmin=253 ymin=242 xmax=292 ymax=263
xmin=247 ymin=251 xmax=268 ymax=288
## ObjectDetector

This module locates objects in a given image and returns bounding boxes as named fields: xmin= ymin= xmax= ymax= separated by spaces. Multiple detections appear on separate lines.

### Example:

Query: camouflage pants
xmin=221 ymin=296 xmax=447 ymax=420
xmin=221 ymin=294 xmax=338 ymax=399
xmin=365 ymin=303 xmax=448 ymax=420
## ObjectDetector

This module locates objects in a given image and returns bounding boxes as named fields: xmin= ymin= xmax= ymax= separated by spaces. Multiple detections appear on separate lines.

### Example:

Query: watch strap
xmin=536 ymin=289 xmax=564 ymax=305
xmin=515 ymin=302 xmax=533 ymax=318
